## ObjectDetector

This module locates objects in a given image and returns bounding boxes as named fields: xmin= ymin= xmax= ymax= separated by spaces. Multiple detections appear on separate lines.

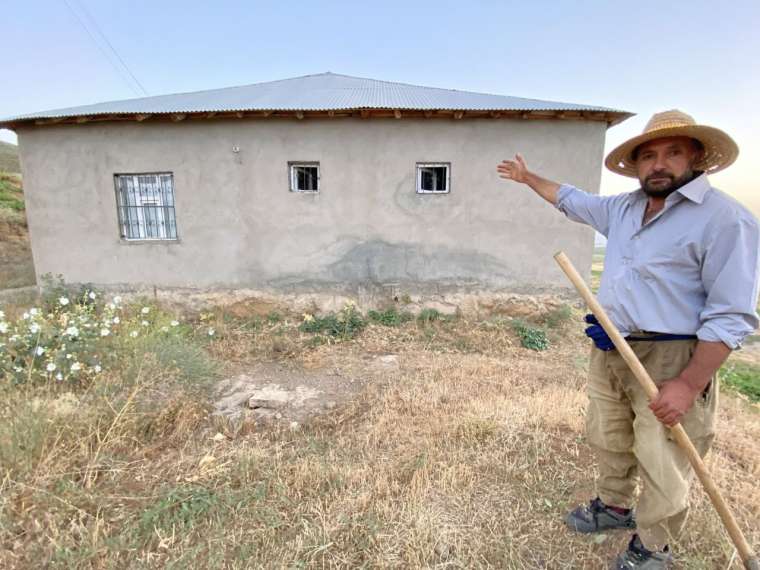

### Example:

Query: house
xmin=0 ymin=73 xmax=631 ymax=303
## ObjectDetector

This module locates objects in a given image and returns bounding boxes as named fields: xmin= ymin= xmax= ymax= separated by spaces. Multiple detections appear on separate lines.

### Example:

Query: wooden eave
xmin=1 ymin=108 xmax=632 ymax=130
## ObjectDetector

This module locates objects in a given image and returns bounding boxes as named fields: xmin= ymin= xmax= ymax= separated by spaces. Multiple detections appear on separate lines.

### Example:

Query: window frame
xmin=288 ymin=162 xmax=321 ymax=193
xmin=415 ymin=162 xmax=451 ymax=194
xmin=113 ymin=172 xmax=179 ymax=242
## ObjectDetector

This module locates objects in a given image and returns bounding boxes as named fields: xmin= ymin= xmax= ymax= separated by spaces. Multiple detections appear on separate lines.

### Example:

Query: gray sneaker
xmin=565 ymin=497 xmax=636 ymax=533
xmin=612 ymin=535 xmax=673 ymax=569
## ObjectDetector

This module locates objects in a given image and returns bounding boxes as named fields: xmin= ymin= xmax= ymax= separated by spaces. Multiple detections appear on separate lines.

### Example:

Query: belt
xmin=625 ymin=332 xmax=698 ymax=342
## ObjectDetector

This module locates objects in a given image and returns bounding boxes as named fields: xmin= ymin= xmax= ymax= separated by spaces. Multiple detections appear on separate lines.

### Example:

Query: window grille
xmin=416 ymin=163 xmax=450 ymax=193
xmin=289 ymin=163 xmax=320 ymax=192
xmin=114 ymin=173 xmax=178 ymax=240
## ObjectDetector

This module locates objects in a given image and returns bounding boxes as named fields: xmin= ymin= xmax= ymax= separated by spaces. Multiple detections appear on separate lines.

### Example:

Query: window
xmin=114 ymin=173 xmax=178 ymax=240
xmin=289 ymin=162 xmax=320 ymax=192
xmin=416 ymin=163 xmax=450 ymax=193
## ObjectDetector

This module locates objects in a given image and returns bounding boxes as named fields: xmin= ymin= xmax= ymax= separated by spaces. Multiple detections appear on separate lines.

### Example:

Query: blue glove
xmin=584 ymin=314 xmax=615 ymax=351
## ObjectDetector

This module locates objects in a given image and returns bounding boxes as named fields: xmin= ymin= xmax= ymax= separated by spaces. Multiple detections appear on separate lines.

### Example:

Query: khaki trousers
xmin=587 ymin=338 xmax=718 ymax=548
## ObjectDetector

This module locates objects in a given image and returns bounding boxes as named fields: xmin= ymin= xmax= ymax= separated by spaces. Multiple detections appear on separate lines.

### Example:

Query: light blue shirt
xmin=557 ymin=173 xmax=760 ymax=349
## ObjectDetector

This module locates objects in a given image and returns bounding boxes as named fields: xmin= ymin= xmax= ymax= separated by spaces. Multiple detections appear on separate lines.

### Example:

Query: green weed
xmin=512 ymin=319 xmax=550 ymax=351
xmin=368 ymin=307 xmax=413 ymax=327
xmin=721 ymin=361 xmax=760 ymax=402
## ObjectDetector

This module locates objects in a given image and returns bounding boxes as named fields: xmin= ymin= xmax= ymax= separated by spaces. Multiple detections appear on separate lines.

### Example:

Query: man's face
xmin=635 ymin=136 xmax=703 ymax=198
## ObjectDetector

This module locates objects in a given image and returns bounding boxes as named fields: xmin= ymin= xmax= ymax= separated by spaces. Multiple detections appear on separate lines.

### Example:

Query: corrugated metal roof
xmin=1 ymin=72 xmax=629 ymax=122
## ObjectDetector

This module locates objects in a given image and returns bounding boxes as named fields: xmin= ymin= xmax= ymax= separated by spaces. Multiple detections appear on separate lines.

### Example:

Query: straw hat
xmin=605 ymin=109 xmax=739 ymax=177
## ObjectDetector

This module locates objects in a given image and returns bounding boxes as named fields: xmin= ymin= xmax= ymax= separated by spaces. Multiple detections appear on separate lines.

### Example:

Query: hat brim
xmin=604 ymin=124 xmax=739 ymax=178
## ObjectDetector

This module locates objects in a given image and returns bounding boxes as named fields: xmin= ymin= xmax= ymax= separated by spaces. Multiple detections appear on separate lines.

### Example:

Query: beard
xmin=639 ymin=169 xmax=698 ymax=198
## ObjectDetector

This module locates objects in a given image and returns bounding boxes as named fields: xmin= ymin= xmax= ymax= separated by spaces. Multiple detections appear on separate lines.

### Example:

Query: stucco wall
xmin=16 ymin=118 xmax=606 ymax=294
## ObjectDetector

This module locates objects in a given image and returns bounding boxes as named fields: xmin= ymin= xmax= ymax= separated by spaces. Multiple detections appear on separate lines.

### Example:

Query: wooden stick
xmin=554 ymin=251 xmax=759 ymax=570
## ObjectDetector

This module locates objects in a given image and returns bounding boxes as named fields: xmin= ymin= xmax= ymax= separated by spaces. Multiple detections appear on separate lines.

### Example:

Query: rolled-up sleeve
xmin=556 ymin=184 xmax=618 ymax=237
xmin=697 ymin=216 xmax=760 ymax=349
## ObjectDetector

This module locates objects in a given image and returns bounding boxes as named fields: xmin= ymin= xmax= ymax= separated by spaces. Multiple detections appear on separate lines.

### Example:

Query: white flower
xmin=46 ymin=362 xmax=56 ymax=371
xmin=0 ymin=310 xmax=4 ymax=318
xmin=130 ymin=331 xmax=138 ymax=338
xmin=59 ymin=297 xmax=70 ymax=306
xmin=30 ymin=323 xmax=40 ymax=333
xmin=100 ymin=328 xmax=110 ymax=337
xmin=107 ymin=302 xmax=116 ymax=310
xmin=14 ymin=366 xmax=23 ymax=372
xmin=94 ymin=364 xmax=102 ymax=373
xmin=9 ymin=334 xmax=19 ymax=342
xmin=65 ymin=326 xmax=79 ymax=337
xmin=66 ymin=353 xmax=73 ymax=360
xmin=141 ymin=307 xmax=150 ymax=314
xmin=113 ymin=316 xmax=120 ymax=324
xmin=0 ymin=322 xmax=8 ymax=334
xmin=113 ymin=296 xmax=122 ymax=304
xmin=170 ymin=320 xmax=179 ymax=327
xmin=55 ymin=372 xmax=63 ymax=381
xmin=22 ymin=312 xmax=30 ymax=320
xmin=71 ymin=362 xmax=81 ymax=372
xmin=36 ymin=347 xmax=45 ymax=356
xmin=30 ymin=308 xmax=39 ymax=316
xmin=160 ymin=326 xmax=168 ymax=332
xmin=88 ymin=291 xmax=97 ymax=300
xmin=208 ymin=328 xmax=215 ymax=336
xmin=141 ymin=320 xmax=149 ymax=327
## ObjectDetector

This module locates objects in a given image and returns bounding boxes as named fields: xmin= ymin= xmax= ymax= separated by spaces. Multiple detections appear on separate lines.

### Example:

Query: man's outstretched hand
xmin=495 ymin=154 xmax=560 ymax=205
xmin=497 ymin=153 xmax=530 ymax=184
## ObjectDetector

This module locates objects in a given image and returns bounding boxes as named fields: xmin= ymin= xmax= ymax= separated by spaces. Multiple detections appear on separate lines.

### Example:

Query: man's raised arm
xmin=496 ymin=153 xmax=561 ymax=205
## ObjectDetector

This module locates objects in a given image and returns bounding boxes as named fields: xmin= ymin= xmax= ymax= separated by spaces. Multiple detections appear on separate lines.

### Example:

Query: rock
xmin=252 ymin=408 xmax=277 ymax=419
xmin=248 ymin=385 xmax=292 ymax=410
xmin=248 ymin=384 xmax=322 ymax=410
xmin=371 ymin=354 xmax=400 ymax=371
xmin=213 ymin=374 xmax=258 ymax=418
xmin=435 ymin=542 xmax=451 ymax=559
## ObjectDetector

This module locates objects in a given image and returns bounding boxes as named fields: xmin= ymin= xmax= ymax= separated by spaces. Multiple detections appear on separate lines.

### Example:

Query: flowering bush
xmin=0 ymin=290 xmax=194 ymax=386
xmin=0 ymin=290 xmax=124 ymax=385
xmin=299 ymin=301 xmax=365 ymax=339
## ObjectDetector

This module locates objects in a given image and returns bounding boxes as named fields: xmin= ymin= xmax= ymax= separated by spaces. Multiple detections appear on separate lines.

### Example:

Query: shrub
xmin=0 ymin=288 xmax=121 ymax=386
xmin=368 ymin=307 xmax=413 ymax=327
xmin=299 ymin=302 xmax=365 ymax=340
xmin=512 ymin=319 xmax=550 ymax=351
xmin=543 ymin=304 xmax=573 ymax=329
xmin=417 ymin=308 xmax=443 ymax=325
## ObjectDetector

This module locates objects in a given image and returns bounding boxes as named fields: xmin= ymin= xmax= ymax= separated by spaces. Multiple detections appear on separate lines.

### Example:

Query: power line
xmin=72 ymin=0 xmax=149 ymax=96
xmin=61 ymin=0 xmax=149 ymax=97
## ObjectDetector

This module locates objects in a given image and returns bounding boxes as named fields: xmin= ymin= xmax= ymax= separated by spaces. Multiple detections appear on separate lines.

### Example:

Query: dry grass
xmin=0 ymin=303 xmax=758 ymax=569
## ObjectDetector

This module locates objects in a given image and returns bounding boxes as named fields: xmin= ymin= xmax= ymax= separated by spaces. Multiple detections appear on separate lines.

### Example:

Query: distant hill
xmin=0 ymin=141 xmax=20 ymax=173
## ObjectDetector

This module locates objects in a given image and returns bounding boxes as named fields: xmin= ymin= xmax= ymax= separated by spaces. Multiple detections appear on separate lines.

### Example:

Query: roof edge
xmin=1 ymin=107 xmax=634 ymax=131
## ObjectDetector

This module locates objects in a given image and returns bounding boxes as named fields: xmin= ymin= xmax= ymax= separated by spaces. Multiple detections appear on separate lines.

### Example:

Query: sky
xmin=2 ymin=0 xmax=759 ymax=216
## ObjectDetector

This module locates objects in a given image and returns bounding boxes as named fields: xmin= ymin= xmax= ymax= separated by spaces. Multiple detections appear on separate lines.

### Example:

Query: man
xmin=496 ymin=110 xmax=760 ymax=569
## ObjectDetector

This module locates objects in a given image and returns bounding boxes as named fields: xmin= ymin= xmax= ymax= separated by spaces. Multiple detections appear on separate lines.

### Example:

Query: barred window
xmin=289 ymin=162 xmax=320 ymax=192
xmin=416 ymin=163 xmax=450 ymax=194
xmin=114 ymin=173 xmax=178 ymax=240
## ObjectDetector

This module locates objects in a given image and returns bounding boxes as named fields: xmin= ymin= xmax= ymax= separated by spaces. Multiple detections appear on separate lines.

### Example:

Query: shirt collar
xmin=630 ymin=172 xmax=711 ymax=205
xmin=674 ymin=172 xmax=710 ymax=203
